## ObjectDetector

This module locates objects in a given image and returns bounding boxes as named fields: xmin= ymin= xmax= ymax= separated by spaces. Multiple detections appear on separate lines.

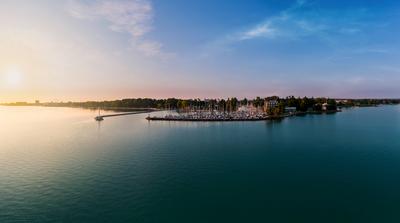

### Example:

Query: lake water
xmin=1 ymin=105 xmax=400 ymax=223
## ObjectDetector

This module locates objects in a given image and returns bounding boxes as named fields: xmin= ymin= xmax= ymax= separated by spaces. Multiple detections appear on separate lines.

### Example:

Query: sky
xmin=0 ymin=0 xmax=400 ymax=102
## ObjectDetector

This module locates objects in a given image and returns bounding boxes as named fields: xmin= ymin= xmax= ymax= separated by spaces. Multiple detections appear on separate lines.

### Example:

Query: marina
xmin=144 ymin=109 xmax=341 ymax=122
xmin=146 ymin=111 xmax=287 ymax=122
xmin=3 ymin=0 xmax=400 ymax=221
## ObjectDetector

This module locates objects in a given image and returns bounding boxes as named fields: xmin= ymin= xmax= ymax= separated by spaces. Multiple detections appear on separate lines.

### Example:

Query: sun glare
xmin=4 ymin=68 xmax=23 ymax=87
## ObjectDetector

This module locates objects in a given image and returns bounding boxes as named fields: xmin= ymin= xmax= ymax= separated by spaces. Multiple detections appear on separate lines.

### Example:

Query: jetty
xmin=95 ymin=110 xmax=154 ymax=121
xmin=144 ymin=108 xmax=341 ymax=122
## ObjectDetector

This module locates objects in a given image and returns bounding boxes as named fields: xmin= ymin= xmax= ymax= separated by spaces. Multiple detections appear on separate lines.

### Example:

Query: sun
xmin=4 ymin=67 xmax=23 ymax=87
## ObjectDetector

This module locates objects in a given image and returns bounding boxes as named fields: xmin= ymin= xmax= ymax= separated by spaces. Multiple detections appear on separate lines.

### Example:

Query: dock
xmin=95 ymin=110 xmax=153 ymax=121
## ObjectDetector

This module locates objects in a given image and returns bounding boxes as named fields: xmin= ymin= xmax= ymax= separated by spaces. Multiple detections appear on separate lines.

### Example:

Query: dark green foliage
xmin=21 ymin=97 xmax=399 ymax=111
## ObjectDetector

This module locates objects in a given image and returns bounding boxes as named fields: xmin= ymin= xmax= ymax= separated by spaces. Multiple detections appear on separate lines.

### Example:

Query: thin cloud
xmin=67 ymin=0 xmax=171 ymax=58
xmin=231 ymin=0 xmax=367 ymax=42
xmin=134 ymin=40 xmax=162 ymax=57
xmin=200 ymin=0 xmax=379 ymax=59
xmin=239 ymin=23 xmax=277 ymax=40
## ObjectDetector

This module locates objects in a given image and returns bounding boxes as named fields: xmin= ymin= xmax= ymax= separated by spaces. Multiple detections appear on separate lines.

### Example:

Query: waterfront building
xmin=336 ymin=99 xmax=348 ymax=104
xmin=322 ymin=103 xmax=328 ymax=111
xmin=285 ymin=107 xmax=297 ymax=113
xmin=264 ymin=98 xmax=278 ymax=112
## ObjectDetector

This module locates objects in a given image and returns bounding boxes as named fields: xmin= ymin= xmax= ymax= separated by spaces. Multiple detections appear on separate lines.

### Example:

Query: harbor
xmin=146 ymin=113 xmax=272 ymax=121
xmin=145 ymin=111 xmax=291 ymax=122
xmin=92 ymin=97 xmax=343 ymax=122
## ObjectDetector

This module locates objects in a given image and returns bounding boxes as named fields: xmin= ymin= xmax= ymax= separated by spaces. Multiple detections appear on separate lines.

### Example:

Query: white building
xmin=285 ymin=107 xmax=297 ymax=113
xmin=322 ymin=103 xmax=328 ymax=111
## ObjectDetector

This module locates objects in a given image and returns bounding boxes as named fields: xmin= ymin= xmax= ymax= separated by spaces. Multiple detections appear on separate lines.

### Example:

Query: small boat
xmin=95 ymin=116 xmax=104 ymax=121
xmin=95 ymin=108 xmax=104 ymax=121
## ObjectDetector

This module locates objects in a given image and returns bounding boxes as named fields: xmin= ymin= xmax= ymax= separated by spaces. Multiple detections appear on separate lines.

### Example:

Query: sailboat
xmin=95 ymin=108 xmax=104 ymax=121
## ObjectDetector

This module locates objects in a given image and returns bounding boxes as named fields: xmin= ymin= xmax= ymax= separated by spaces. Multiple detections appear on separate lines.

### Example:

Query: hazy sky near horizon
xmin=1 ymin=0 xmax=400 ymax=102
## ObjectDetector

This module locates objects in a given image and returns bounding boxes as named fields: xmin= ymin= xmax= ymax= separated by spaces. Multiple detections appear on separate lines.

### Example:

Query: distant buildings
xmin=264 ymin=98 xmax=278 ymax=112
xmin=285 ymin=107 xmax=297 ymax=113
xmin=322 ymin=103 xmax=328 ymax=111
xmin=335 ymin=99 xmax=348 ymax=104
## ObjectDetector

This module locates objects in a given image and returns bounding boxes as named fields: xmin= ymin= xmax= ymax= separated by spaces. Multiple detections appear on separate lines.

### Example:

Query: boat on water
xmin=95 ymin=116 xmax=104 ymax=121
xmin=95 ymin=108 xmax=104 ymax=121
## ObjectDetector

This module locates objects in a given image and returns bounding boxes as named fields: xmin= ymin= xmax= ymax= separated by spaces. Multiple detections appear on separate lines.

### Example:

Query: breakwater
xmin=145 ymin=112 xmax=287 ymax=122
xmin=95 ymin=110 xmax=154 ymax=121
xmin=146 ymin=116 xmax=273 ymax=121
xmin=145 ymin=109 xmax=340 ymax=122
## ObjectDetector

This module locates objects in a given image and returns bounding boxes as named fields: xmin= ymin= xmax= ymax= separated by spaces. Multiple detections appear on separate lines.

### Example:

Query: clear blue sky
xmin=1 ymin=0 xmax=399 ymax=101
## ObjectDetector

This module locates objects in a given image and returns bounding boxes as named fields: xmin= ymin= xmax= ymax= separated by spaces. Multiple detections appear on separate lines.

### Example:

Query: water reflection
xmin=1 ymin=105 xmax=400 ymax=223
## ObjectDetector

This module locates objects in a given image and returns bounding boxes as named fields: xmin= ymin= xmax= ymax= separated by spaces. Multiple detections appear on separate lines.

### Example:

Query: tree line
xmin=4 ymin=97 xmax=399 ymax=112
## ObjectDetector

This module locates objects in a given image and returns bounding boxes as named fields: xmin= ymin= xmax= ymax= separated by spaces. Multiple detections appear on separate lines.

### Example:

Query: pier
xmin=95 ymin=110 xmax=154 ymax=121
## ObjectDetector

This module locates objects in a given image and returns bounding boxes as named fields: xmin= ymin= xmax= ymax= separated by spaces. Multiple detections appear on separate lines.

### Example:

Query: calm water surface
xmin=1 ymin=105 xmax=400 ymax=222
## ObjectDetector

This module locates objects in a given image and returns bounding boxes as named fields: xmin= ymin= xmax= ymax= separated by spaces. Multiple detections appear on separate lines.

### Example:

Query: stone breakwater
xmin=145 ymin=109 xmax=341 ymax=122
xmin=145 ymin=112 xmax=286 ymax=122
